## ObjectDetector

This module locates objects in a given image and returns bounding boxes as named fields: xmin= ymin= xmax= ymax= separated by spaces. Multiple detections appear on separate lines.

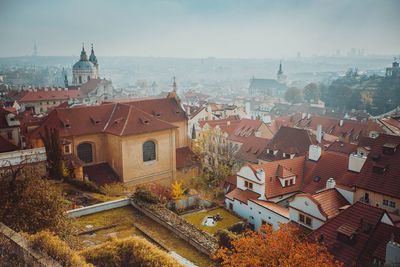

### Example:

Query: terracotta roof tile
xmin=226 ymin=188 xmax=260 ymax=204
xmin=84 ymin=162 xmax=121 ymax=186
xmin=308 ymin=202 xmax=399 ymax=267
xmin=18 ymin=89 xmax=81 ymax=102
xmin=313 ymin=188 xmax=350 ymax=219
xmin=0 ymin=135 xmax=18 ymax=153
xmin=355 ymin=134 xmax=400 ymax=198
xmin=326 ymin=141 xmax=357 ymax=155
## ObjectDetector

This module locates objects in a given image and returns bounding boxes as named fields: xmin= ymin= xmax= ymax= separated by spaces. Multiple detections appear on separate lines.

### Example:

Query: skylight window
xmin=313 ymin=176 xmax=321 ymax=182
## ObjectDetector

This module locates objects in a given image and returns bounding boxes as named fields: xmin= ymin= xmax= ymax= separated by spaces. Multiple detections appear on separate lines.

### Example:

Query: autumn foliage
xmin=214 ymin=224 xmax=343 ymax=267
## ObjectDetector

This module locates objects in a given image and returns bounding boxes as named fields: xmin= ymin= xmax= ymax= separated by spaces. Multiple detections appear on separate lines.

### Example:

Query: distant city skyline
xmin=0 ymin=0 xmax=399 ymax=58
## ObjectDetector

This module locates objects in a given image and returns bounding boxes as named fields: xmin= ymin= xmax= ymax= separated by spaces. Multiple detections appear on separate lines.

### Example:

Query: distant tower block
xmin=33 ymin=41 xmax=38 ymax=57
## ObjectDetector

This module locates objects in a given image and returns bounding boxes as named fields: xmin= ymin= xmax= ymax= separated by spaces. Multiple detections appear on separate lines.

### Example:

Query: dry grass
xmin=183 ymin=208 xmax=242 ymax=235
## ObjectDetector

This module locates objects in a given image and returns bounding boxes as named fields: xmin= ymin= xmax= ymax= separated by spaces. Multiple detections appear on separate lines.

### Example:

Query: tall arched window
xmin=143 ymin=141 xmax=156 ymax=162
xmin=77 ymin=142 xmax=93 ymax=163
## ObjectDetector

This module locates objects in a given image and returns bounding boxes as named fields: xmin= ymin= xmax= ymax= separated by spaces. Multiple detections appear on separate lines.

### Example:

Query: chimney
xmin=302 ymin=113 xmax=306 ymax=119
xmin=227 ymin=121 xmax=231 ymax=126
xmin=316 ymin=124 xmax=322 ymax=143
xmin=348 ymin=151 xmax=367 ymax=172
xmin=339 ymin=119 xmax=344 ymax=127
xmin=326 ymin=178 xmax=336 ymax=189
xmin=186 ymin=106 xmax=191 ymax=116
xmin=307 ymin=113 xmax=311 ymax=119
xmin=386 ymin=239 xmax=400 ymax=266
xmin=255 ymin=169 xmax=266 ymax=200
xmin=245 ymin=102 xmax=251 ymax=115
xmin=308 ymin=145 xmax=322 ymax=161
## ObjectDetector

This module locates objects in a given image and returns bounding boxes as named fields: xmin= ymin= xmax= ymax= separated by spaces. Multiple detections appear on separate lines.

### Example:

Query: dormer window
xmin=383 ymin=143 xmax=398 ymax=155
xmin=64 ymin=144 xmax=71 ymax=154
xmin=284 ymin=179 xmax=294 ymax=187
xmin=244 ymin=180 xmax=253 ymax=190
xmin=373 ymin=164 xmax=386 ymax=174
xmin=336 ymin=223 xmax=357 ymax=244
xmin=299 ymin=213 xmax=312 ymax=227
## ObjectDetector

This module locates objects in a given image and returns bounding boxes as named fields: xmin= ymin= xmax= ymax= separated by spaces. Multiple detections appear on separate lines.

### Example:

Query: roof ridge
xmin=103 ymin=103 xmax=118 ymax=132
xmin=120 ymin=105 xmax=132 ymax=136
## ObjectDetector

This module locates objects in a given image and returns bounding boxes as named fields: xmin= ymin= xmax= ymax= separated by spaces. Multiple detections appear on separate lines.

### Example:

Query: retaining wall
xmin=131 ymin=199 xmax=218 ymax=257
xmin=0 ymin=223 xmax=61 ymax=267
xmin=66 ymin=198 xmax=130 ymax=218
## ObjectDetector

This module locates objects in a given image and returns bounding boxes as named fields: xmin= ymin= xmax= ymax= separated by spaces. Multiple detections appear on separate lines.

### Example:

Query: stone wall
xmin=131 ymin=199 xmax=218 ymax=257
xmin=0 ymin=223 xmax=61 ymax=267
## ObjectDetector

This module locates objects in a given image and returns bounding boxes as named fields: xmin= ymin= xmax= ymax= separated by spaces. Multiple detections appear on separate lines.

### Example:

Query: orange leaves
xmin=214 ymin=224 xmax=343 ymax=267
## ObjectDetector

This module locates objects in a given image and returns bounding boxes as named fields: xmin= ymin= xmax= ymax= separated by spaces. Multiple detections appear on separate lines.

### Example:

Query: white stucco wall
xmin=289 ymin=195 xmax=326 ymax=230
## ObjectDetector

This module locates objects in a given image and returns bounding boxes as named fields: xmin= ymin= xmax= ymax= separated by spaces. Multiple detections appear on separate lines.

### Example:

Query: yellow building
xmin=29 ymin=94 xmax=191 ymax=186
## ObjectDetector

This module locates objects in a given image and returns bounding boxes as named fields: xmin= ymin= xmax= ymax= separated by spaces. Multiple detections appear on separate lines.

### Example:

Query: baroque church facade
xmin=72 ymin=44 xmax=99 ymax=86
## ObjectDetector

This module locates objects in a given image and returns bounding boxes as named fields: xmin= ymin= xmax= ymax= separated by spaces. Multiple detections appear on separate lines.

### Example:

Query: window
xmin=299 ymin=213 xmax=312 ymax=227
xmin=79 ymin=76 xmax=82 ymax=84
xmin=64 ymin=145 xmax=70 ymax=154
xmin=284 ymin=179 xmax=294 ymax=187
xmin=261 ymin=220 xmax=267 ymax=225
xmin=229 ymin=203 xmax=233 ymax=210
xmin=77 ymin=143 xmax=93 ymax=163
xmin=7 ymin=131 xmax=12 ymax=140
xmin=143 ymin=141 xmax=156 ymax=162
xmin=87 ymin=76 xmax=90 ymax=81
xmin=244 ymin=180 xmax=253 ymax=190
xmin=383 ymin=199 xmax=396 ymax=208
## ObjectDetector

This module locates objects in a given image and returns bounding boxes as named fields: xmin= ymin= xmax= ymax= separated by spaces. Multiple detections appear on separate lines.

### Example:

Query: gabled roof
xmin=249 ymin=78 xmax=286 ymax=90
xmin=31 ymin=101 xmax=178 ymax=138
xmin=308 ymin=202 xmax=399 ymax=267
xmin=108 ymin=97 xmax=187 ymax=123
xmin=258 ymin=126 xmax=314 ymax=161
xmin=355 ymin=134 xmax=400 ymax=198
xmin=252 ymin=155 xmax=306 ymax=198
xmin=312 ymin=188 xmax=350 ymax=219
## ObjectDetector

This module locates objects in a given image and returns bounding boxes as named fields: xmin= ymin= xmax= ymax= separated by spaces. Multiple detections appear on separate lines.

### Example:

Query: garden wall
xmin=0 ymin=223 xmax=61 ymax=267
xmin=66 ymin=198 xmax=130 ymax=218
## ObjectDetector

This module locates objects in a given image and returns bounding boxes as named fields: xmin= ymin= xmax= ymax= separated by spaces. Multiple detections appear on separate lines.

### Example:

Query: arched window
xmin=79 ymin=76 xmax=82 ymax=84
xmin=77 ymin=142 xmax=93 ymax=163
xmin=143 ymin=141 xmax=156 ymax=162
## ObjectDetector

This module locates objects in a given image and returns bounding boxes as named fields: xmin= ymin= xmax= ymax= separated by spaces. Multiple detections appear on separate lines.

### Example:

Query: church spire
xmin=278 ymin=60 xmax=283 ymax=75
xmin=89 ymin=43 xmax=98 ymax=66
xmin=80 ymin=43 xmax=88 ymax=61
xmin=172 ymin=76 xmax=177 ymax=92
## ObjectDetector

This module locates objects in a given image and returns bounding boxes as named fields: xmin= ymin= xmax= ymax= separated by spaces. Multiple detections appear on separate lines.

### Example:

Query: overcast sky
xmin=0 ymin=0 xmax=399 ymax=58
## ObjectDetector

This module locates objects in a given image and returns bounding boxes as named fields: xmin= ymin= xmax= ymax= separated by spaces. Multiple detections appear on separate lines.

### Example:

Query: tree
xmin=192 ymin=127 xmax=238 ymax=197
xmin=214 ymin=224 xmax=342 ymax=267
xmin=0 ymin=162 xmax=72 ymax=239
xmin=284 ymin=87 xmax=304 ymax=104
xmin=171 ymin=180 xmax=184 ymax=200
xmin=40 ymin=127 xmax=63 ymax=179
xmin=303 ymin=83 xmax=320 ymax=103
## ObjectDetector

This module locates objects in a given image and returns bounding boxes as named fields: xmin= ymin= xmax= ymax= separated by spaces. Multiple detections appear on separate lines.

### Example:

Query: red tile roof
xmin=31 ymin=101 xmax=179 ymax=139
xmin=252 ymin=155 xmax=306 ymax=198
xmin=235 ymin=136 xmax=269 ymax=164
xmin=295 ymin=115 xmax=373 ymax=143
xmin=312 ymin=188 xmax=350 ymax=219
xmin=0 ymin=135 xmax=18 ymax=153
xmin=302 ymin=151 xmax=355 ymax=194
xmin=308 ymin=202 xmax=399 ymax=267
xmin=355 ymin=134 xmax=400 ymax=198
xmin=326 ymin=141 xmax=358 ymax=155
xmin=108 ymin=97 xmax=187 ymax=123
xmin=258 ymin=126 xmax=314 ymax=161
xmin=18 ymin=89 xmax=81 ymax=102
xmin=0 ymin=107 xmax=14 ymax=129
xmin=226 ymin=188 xmax=260 ymax=204
xmin=251 ymin=199 xmax=289 ymax=218
xmin=176 ymin=146 xmax=199 ymax=169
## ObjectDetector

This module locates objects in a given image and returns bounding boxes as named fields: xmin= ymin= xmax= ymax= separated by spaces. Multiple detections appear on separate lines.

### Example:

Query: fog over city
xmin=0 ymin=0 xmax=399 ymax=58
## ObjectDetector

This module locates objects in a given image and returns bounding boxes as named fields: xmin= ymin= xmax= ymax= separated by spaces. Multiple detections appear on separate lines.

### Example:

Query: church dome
xmin=73 ymin=60 xmax=95 ymax=71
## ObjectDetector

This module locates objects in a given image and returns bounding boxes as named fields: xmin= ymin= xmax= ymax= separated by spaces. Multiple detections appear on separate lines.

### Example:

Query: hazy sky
xmin=0 ymin=0 xmax=399 ymax=58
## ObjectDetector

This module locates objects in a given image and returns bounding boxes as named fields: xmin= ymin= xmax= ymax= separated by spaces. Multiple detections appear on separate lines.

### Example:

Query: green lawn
xmin=183 ymin=208 xmax=242 ymax=234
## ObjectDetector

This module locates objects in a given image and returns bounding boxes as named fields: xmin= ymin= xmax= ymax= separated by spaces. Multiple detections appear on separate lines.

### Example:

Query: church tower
xmin=72 ymin=44 xmax=98 ymax=85
xmin=277 ymin=60 xmax=287 ymax=83
xmin=89 ymin=44 xmax=99 ymax=77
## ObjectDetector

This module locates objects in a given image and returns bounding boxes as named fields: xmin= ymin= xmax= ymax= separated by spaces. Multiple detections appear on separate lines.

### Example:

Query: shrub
xmin=100 ymin=183 xmax=127 ymax=196
xmin=227 ymin=222 xmax=247 ymax=234
xmin=132 ymin=186 xmax=159 ymax=204
xmin=65 ymin=178 xmax=104 ymax=194
xmin=80 ymin=236 xmax=183 ymax=267
xmin=215 ymin=229 xmax=237 ymax=249
xmin=29 ymin=230 xmax=91 ymax=267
